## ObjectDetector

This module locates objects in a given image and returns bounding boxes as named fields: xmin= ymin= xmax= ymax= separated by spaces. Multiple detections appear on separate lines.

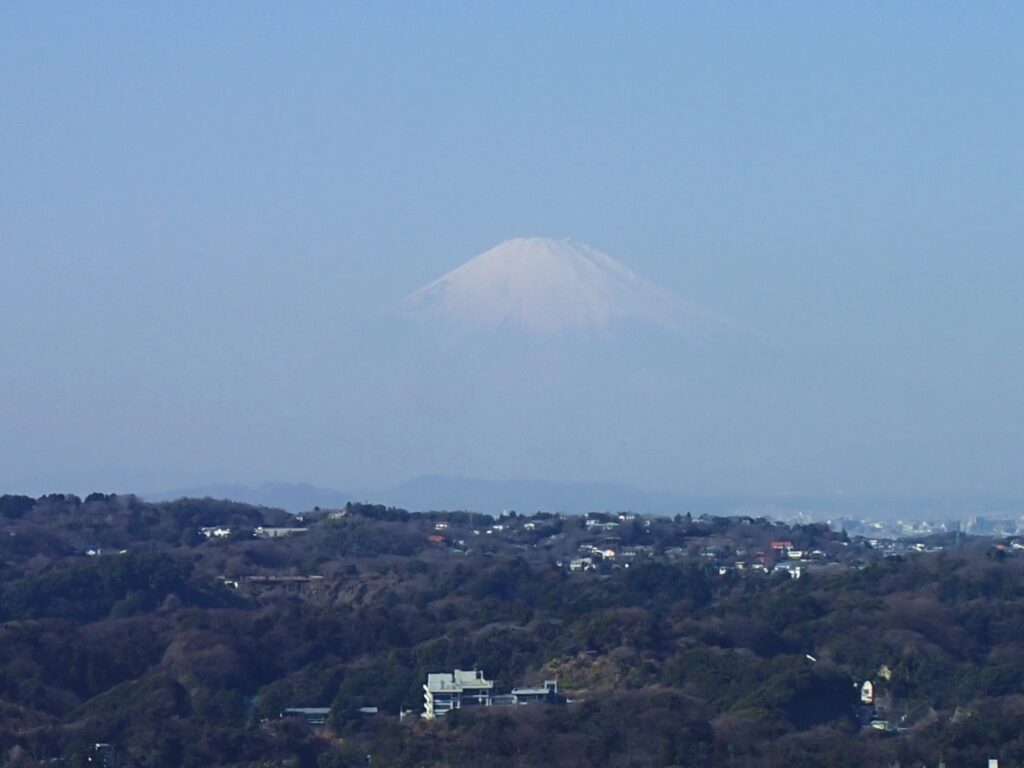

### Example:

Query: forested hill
xmin=1 ymin=493 xmax=1023 ymax=768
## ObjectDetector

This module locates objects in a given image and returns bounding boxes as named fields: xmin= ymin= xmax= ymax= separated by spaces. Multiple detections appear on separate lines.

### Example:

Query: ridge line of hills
xmin=144 ymin=477 xmax=691 ymax=516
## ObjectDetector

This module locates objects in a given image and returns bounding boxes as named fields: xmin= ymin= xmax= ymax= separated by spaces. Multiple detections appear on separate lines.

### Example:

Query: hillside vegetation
xmin=1 ymin=494 xmax=1022 ymax=767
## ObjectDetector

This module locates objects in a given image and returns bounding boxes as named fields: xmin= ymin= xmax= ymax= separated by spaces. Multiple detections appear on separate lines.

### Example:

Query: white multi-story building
xmin=423 ymin=671 xmax=560 ymax=718
xmin=423 ymin=669 xmax=494 ymax=718
xmin=254 ymin=526 xmax=308 ymax=538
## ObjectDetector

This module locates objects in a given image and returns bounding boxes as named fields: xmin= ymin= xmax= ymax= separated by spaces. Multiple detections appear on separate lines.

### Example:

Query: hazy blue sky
xmin=2 ymin=3 xmax=1022 ymax=503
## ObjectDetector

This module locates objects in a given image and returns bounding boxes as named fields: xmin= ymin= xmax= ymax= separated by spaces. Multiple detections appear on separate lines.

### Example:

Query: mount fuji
xmin=299 ymin=236 xmax=778 ymax=510
xmin=394 ymin=237 xmax=726 ymax=341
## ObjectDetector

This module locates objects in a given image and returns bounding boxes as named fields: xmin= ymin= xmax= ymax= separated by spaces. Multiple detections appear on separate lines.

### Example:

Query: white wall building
xmin=423 ymin=671 xmax=560 ymax=718
xmin=254 ymin=526 xmax=308 ymax=538
xmin=423 ymin=669 xmax=494 ymax=719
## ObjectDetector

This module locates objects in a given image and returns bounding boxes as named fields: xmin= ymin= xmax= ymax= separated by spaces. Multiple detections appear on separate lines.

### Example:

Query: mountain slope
xmin=308 ymin=236 xmax=769 ymax=496
xmin=396 ymin=237 xmax=716 ymax=338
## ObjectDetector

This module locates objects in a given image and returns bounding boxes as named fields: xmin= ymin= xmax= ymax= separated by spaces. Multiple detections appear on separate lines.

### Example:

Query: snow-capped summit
xmin=397 ymin=237 xmax=712 ymax=336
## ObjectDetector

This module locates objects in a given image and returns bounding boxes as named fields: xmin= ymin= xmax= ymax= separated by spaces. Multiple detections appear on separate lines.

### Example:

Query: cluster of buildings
xmin=707 ymin=539 xmax=826 ymax=579
xmin=832 ymin=517 xmax=956 ymax=540
xmin=281 ymin=669 xmax=563 ymax=728
xmin=422 ymin=669 xmax=561 ymax=719
xmin=198 ymin=524 xmax=309 ymax=540
xmin=419 ymin=509 xmax=870 ymax=577
xmin=568 ymin=538 xmax=654 ymax=572
xmin=964 ymin=516 xmax=1024 ymax=537
xmin=236 ymin=505 xmax=1024 ymax=582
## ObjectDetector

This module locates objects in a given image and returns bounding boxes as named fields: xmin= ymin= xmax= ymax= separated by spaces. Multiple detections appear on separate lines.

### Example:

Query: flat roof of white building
xmin=424 ymin=669 xmax=494 ymax=693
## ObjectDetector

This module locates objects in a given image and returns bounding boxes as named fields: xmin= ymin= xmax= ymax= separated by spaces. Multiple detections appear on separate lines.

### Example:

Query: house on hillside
xmin=422 ymin=670 xmax=561 ymax=718
xmin=282 ymin=707 xmax=331 ymax=731
xmin=254 ymin=526 xmax=308 ymax=539
xmin=774 ymin=562 xmax=803 ymax=579
xmin=511 ymin=681 xmax=559 ymax=704
xmin=423 ymin=670 xmax=494 ymax=718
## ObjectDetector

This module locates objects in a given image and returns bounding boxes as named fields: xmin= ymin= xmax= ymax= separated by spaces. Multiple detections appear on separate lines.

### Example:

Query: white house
xmin=423 ymin=670 xmax=494 ymax=719
xmin=254 ymin=526 xmax=308 ymax=539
